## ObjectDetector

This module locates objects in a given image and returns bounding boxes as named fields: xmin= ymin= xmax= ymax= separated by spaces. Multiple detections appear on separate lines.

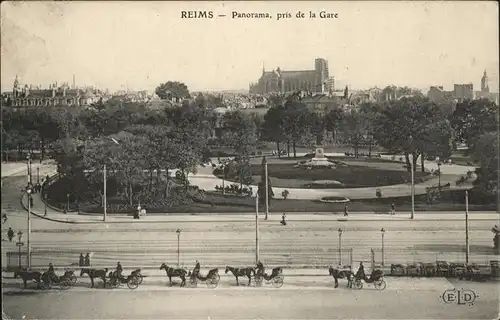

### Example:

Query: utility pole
xmin=255 ymin=194 xmax=260 ymax=265
xmin=410 ymin=157 xmax=415 ymax=220
xmin=27 ymin=188 xmax=32 ymax=268
xmin=465 ymin=190 xmax=469 ymax=264
xmin=264 ymin=157 xmax=269 ymax=220
xmin=103 ymin=164 xmax=107 ymax=222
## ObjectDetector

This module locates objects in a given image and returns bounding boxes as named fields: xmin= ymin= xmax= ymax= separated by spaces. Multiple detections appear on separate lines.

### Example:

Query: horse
xmin=225 ymin=266 xmax=255 ymax=286
xmin=14 ymin=270 xmax=42 ymax=289
xmin=80 ymin=268 xmax=108 ymax=288
xmin=328 ymin=266 xmax=353 ymax=288
xmin=160 ymin=263 xmax=187 ymax=287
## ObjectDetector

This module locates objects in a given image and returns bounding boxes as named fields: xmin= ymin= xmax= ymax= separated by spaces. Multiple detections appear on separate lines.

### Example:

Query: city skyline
xmin=1 ymin=1 xmax=498 ymax=93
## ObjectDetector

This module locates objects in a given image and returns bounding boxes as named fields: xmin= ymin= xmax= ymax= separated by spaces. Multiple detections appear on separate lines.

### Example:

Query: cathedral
xmin=249 ymin=58 xmax=329 ymax=94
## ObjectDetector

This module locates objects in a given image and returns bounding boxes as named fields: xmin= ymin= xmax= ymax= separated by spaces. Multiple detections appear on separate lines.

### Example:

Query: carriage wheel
xmin=354 ymin=280 xmax=363 ymax=290
xmin=39 ymin=281 xmax=50 ymax=290
xmin=206 ymin=276 xmax=219 ymax=289
xmin=255 ymin=275 xmax=263 ymax=287
xmin=374 ymin=279 xmax=386 ymax=290
xmin=190 ymin=277 xmax=198 ymax=288
xmin=70 ymin=274 xmax=77 ymax=285
xmin=60 ymin=279 xmax=71 ymax=290
xmin=127 ymin=277 xmax=139 ymax=290
xmin=271 ymin=275 xmax=284 ymax=288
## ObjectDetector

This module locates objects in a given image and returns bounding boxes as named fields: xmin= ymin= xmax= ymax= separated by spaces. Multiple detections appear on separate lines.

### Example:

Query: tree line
xmin=1 ymin=81 xmax=498 ymax=206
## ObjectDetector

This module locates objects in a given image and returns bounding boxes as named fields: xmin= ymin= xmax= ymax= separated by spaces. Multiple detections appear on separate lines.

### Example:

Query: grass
xmin=216 ymin=163 xmax=430 ymax=188
xmin=69 ymin=188 xmax=495 ymax=214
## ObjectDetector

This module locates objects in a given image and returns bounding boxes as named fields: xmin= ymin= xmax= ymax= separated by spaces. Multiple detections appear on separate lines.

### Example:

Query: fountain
xmin=309 ymin=146 xmax=332 ymax=166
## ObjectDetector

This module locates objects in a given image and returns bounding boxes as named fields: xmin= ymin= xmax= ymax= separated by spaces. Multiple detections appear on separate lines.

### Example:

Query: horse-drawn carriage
xmin=351 ymin=269 xmax=386 ymax=290
xmin=224 ymin=262 xmax=284 ymax=288
xmin=254 ymin=262 xmax=284 ymax=288
xmin=188 ymin=268 xmax=220 ymax=288
xmin=39 ymin=270 xmax=77 ymax=290
xmin=107 ymin=270 xmax=141 ymax=290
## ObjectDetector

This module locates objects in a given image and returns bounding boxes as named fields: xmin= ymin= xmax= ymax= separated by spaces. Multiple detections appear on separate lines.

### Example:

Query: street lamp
xmin=381 ymin=228 xmax=386 ymax=266
xmin=409 ymin=135 xmax=415 ymax=220
xmin=67 ymin=193 xmax=70 ymax=211
xmin=338 ymin=228 xmax=343 ymax=266
xmin=176 ymin=229 xmax=181 ymax=267
xmin=263 ymin=156 xmax=269 ymax=220
xmin=436 ymin=157 xmax=442 ymax=191
xmin=26 ymin=187 xmax=32 ymax=268
xmin=37 ymin=167 xmax=40 ymax=184
xmin=26 ymin=153 xmax=32 ymax=185
xmin=16 ymin=231 xmax=23 ymax=269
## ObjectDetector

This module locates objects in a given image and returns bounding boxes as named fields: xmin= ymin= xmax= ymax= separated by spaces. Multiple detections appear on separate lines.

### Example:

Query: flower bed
xmin=319 ymin=196 xmax=350 ymax=203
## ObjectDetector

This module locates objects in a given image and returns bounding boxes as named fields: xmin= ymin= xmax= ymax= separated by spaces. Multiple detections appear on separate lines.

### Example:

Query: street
xmin=2 ymin=278 xmax=497 ymax=319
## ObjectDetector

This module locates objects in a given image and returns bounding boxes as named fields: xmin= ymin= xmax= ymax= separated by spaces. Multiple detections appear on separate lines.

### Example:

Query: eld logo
xmin=442 ymin=289 xmax=478 ymax=306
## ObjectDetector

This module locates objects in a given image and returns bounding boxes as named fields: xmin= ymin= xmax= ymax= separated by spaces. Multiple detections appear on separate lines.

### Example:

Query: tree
xmin=155 ymin=81 xmax=191 ymax=101
xmin=261 ymin=106 xmax=286 ymax=157
xmin=470 ymin=132 xmax=498 ymax=195
xmin=340 ymin=109 xmax=369 ymax=158
xmin=373 ymin=97 xmax=452 ymax=171
xmin=282 ymin=100 xmax=308 ymax=157
xmin=257 ymin=157 xmax=274 ymax=216
xmin=324 ymin=108 xmax=343 ymax=142
xmin=450 ymin=99 xmax=499 ymax=148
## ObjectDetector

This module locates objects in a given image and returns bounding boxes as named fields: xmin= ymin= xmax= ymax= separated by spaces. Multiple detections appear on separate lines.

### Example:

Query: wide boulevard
xmin=2 ymin=165 xmax=499 ymax=319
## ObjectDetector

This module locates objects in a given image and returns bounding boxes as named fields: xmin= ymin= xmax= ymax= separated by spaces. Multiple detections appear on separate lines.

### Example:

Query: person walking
xmin=390 ymin=203 xmax=395 ymax=215
xmin=2 ymin=212 xmax=7 ymax=224
xmin=79 ymin=253 xmax=84 ymax=267
xmin=84 ymin=253 xmax=90 ymax=266
xmin=344 ymin=204 xmax=349 ymax=217
xmin=7 ymin=227 xmax=14 ymax=242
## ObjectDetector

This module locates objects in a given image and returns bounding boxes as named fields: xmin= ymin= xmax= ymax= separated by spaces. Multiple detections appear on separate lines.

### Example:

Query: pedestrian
xmin=84 ymin=252 xmax=90 ymax=266
xmin=7 ymin=227 xmax=14 ymax=242
xmin=29 ymin=196 xmax=34 ymax=207
xmin=79 ymin=253 xmax=84 ymax=267
xmin=2 ymin=212 xmax=7 ymax=224
xmin=344 ymin=204 xmax=349 ymax=217
xmin=391 ymin=203 xmax=395 ymax=215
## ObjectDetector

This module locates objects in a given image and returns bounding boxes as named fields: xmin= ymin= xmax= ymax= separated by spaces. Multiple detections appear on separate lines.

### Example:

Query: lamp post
xmin=465 ymin=190 xmax=469 ymax=264
xmin=255 ymin=194 xmax=260 ymax=264
xmin=103 ymin=164 xmax=107 ymax=221
xmin=381 ymin=228 xmax=386 ymax=266
xmin=66 ymin=193 xmax=70 ymax=211
xmin=16 ymin=231 xmax=23 ymax=269
xmin=37 ymin=167 xmax=40 ymax=184
xmin=176 ymin=229 xmax=181 ymax=267
xmin=26 ymin=187 xmax=32 ymax=268
xmin=26 ymin=154 xmax=31 ymax=185
xmin=338 ymin=228 xmax=343 ymax=266
xmin=264 ymin=156 xmax=269 ymax=220
xmin=437 ymin=162 xmax=442 ymax=190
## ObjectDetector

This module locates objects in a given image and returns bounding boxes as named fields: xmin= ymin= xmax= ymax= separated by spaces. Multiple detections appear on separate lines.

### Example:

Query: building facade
xmin=3 ymin=76 xmax=101 ymax=108
xmin=249 ymin=58 xmax=329 ymax=94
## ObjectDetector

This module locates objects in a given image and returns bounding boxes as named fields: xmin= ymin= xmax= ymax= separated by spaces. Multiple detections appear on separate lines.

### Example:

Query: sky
xmin=1 ymin=1 xmax=498 ymax=93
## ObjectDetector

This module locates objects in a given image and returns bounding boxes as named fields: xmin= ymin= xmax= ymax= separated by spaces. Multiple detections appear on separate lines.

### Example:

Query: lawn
xmin=78 ymin=189 xmax=496 ymax=214
xmin=215 ymin=163 xmax=430 ymax=188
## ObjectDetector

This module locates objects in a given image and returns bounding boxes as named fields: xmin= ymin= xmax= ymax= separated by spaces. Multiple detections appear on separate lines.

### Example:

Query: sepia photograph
xmin=1 ymin=1 xmax=499 ymax=319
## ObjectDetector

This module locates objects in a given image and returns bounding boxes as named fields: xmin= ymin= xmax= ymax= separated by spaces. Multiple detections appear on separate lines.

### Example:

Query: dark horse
xmin=14 ymin=270 xmax=42 ymax=289
xmin=160 ymin=263 xmax=187 ymax=287
xmin=328 ymin=266 xmax=353 ymax=288
xmin=80 ymin=268 xmax=108 ymax=288
xmin=225 ymin=266 xmax=255 ymax=286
